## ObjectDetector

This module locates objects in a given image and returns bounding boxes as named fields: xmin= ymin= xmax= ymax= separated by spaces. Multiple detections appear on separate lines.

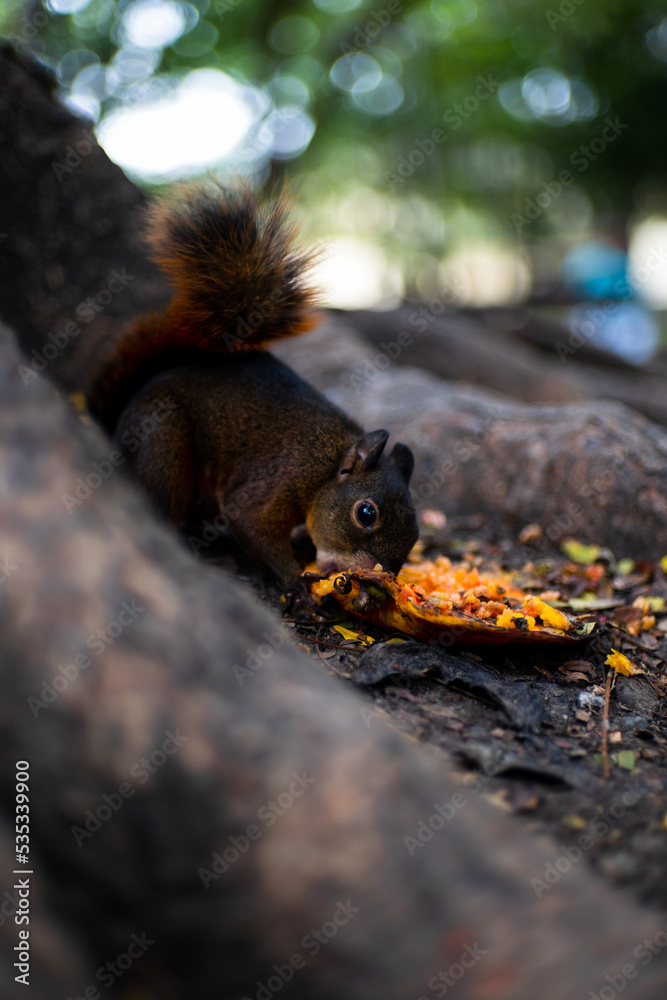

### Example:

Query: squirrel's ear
xmin=338 ymin=429 xmax=389 ymax=479
xmin=389 ymin=442 xmax=414 ymax=486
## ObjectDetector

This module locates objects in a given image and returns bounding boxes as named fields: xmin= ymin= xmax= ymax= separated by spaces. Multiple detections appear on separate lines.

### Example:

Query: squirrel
xmin=89 ymin=182 xmax=419 ymax=602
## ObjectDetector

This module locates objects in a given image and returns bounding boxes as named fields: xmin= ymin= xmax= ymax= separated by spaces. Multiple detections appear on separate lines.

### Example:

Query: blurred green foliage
xmin=2 ymin=0 xmax=667 ymax=292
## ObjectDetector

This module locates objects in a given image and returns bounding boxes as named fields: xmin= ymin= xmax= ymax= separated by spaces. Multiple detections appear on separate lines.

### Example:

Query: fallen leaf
xmin=332 ymin=625 xmax=374 ymax=645
xmin=561 ymin=659 xmax=595 ymax=674
xmin=519 ymin=523 xmax=543 ymax=544
xmin=568 ymin=596 xmax=625 ymax=611
xmin=613 ymin=560 xmax=655 ymax=590
xmin=482 ymin=790 xmax=513 ymax=813
xmin=609 ymin=606 xmax=643 ymax=630
xmin=560 ymin=814 xmax=587 ymax=830
xmin=332 ymin=625 xmax=358 ymax=641
xmin=616 ymin=750 xmax=636 ymax=770
xmin=516 ymin=794 xmax=540 ymax=812
xmin=560 ymin=670 xmax=591 ymax=684
xmin=69 ymin=391 xmax=88 ymax=412
xmin=421 ymin=508 xmax=447 ymax=529
xmin=606 ymin=649 xmax=644 ymax=677
xmin=561 ymin=538 xmax=609 ymax=564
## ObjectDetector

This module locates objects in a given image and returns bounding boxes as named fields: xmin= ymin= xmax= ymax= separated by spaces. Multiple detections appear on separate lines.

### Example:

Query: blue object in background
xmin=567 ymin=301 xmax=660 ymax=364
xmin=563 ymin=239 xmax=660 ymax=364
xmin=562 ymin=239 xmax=631 ymax=300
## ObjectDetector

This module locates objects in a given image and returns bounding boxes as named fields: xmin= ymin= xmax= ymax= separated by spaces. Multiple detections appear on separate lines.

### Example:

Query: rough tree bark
xmin=2 ymin=319 xmax=667 ymax=998
xmin=344 ymin=305 xmax=667 ymax=428
xmin=275 ymin=323 xmax=667 ymax=558
xmin=0 ymin=44 xmax=169 ymax=391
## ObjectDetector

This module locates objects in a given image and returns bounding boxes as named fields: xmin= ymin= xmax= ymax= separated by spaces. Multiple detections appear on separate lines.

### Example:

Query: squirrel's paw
xmin=284 ymin=572 xmax=330 ymax=619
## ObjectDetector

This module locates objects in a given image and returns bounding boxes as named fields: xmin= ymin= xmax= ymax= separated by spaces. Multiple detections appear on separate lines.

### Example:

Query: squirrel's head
xmin=306 ymin=429 xmax=419 ymax=577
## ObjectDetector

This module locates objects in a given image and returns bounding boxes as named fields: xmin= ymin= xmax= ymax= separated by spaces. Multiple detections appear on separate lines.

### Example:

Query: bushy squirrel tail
xmin=89 ymin=182 xmax=321 ymax=430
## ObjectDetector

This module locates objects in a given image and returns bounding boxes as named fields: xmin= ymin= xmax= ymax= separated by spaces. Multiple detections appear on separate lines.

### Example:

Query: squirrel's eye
xmin=355 ymin=501 xmax=378 ymax=529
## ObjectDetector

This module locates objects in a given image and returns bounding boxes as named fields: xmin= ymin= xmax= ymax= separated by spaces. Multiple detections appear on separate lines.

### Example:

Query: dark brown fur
xmin=90 ymin=184 xmax=320 ymax=432
xmin=89 ymin=184 xmax=418 ymax=592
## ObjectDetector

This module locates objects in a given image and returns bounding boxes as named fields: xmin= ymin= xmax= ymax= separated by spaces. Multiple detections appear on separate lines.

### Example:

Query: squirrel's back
xmin=89 ymin=183 xmax=320 ymax=431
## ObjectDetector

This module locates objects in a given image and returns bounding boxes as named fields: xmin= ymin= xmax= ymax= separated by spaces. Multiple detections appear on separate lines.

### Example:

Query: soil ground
xmin=202 ymin=519 xmax=667 ymax=915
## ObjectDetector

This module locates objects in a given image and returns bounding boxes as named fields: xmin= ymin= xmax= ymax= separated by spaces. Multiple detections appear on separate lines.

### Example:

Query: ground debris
xmin=281 ymin=533 xmax=667 ymax=909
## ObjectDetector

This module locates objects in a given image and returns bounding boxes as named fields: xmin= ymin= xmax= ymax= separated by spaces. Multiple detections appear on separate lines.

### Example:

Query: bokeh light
xmin=0 ymin=0 xmax=662 ymax=339
xmin=501 ymin=70 xmax=598 ymax=125
xmin=269 ymin=16 xmax=320 ymax=55
xmin=97 ymin=69 xmax=256 ymax=180
xmin=121 ymin=0 xmax=191 ymax=50
xmin=314 ymin=238 xmax=404 ymax=310
xmin=646 ymin=16 xmax=667 ymax=61
xmin=629 ymin=217 xmax=667 ymax=308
